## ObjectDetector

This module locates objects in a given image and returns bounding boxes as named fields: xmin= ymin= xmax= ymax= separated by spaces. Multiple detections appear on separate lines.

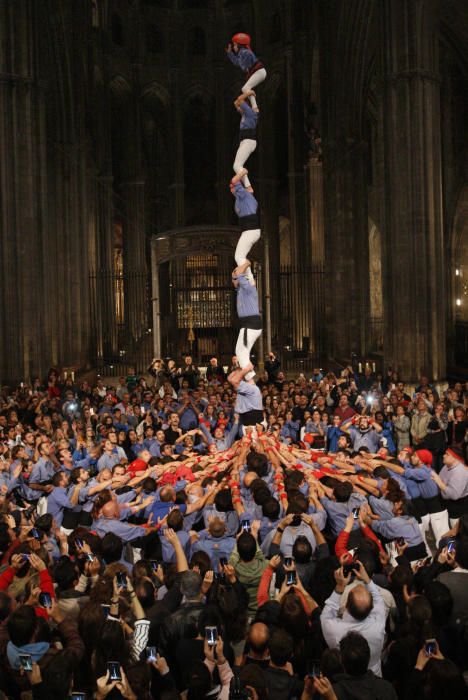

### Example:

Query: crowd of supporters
xmin=0 ymin=357 xmax=467 ymax=700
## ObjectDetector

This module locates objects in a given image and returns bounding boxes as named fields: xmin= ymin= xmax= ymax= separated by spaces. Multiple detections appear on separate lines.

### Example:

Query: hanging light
xmin=456 ymin=298 xmax=461 ymax=306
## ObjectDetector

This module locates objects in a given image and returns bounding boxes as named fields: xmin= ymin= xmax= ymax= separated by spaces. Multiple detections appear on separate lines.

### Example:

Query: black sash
xmin=238 ymin=213 xmax=259 ymax=231
xmin=239 ymin=129 xmax=257 ymax=142
xmin=238 ymin=314 xmax=262 ymax=346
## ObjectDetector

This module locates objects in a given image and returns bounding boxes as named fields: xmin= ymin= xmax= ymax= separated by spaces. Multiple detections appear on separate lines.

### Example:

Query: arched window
xmin=189 ymin=27 xmax=206 ymax=56
xmin=111 ymin=13 xmax=124 ymax=46
xmin=146 ymin=23 xmax=164 ymax=53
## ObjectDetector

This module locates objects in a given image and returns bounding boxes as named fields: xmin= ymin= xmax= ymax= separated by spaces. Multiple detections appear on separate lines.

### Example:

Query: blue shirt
xmin=192 ymin=532 xmax=236 ymax=568
xmin=203 ymin=506 xmax=239 ymax=537
xmin=47 ymin=487 xmax=75 ymax=527
xmin=92 ymin=517 xmax=148 ymax=542
xmin=97 ymin=452 xmax=121 ymax=472
xmin=404 ymin=466 xmax=440 ymax=499
xmin=371 ymin=515 xmax=424 ymax=547
xmin=327 ymin=426 xmax=344 ymax=453
xmin=160 ymin=530 xmax=191 ymax=563
xmin=148 ymin=501 xmax=187 ymax=524
xmin=227 ymin=46 xmax=258 ymax=72
xmin=235 ymin=381 xmax=263 ymax=414
xmin=30 ymin=458 xmax=55 ymax=484
xmin=240 ymin=102 xmax=258 ymax=133
xmin=234 ymin=183 xmax=258 ymax=218
xmin=349 ymin=428 xmax=381 ymax=452
xmin=236 ymin=274 xmax=260 ymax=318
xmin=321 ymin=494 xmax=367 ymax=537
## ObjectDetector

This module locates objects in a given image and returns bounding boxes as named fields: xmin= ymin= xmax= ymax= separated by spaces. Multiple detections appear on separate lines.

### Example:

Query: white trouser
xmin=235 ymin=228 xmax=261 ymax=281
xmin=242 ymin=68 xmax=267 ymax=110
xmin=236 ymin=327 xmax=262 ymax=380
xmin=234 ymin=139 xmax=257 ymax=188
xmin=430 ymin=510 xmax=450 ymax=546
xmin=450 ymin=517 xmax=459 ymax=528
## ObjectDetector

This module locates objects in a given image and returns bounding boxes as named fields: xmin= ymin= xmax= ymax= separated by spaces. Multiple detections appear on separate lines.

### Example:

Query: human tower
xmin=225 ymin=32 xmax=266 ymax=399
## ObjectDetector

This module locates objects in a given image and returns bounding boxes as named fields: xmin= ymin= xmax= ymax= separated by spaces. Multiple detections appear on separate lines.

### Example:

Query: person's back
xmin=263 ymin=628 xmax=303 ymax=700
xmin=332 ymin=632 xmax=397 ymax=700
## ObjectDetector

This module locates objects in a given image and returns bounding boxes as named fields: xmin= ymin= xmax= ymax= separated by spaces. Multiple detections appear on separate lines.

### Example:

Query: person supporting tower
xmin=226 ymin=33 xmax=266 ymax=111
xmin=228 ymin=362 xmax=263 ymax=429
xmin=233 ymin=90 xmax=258 ymax=191
xmin=230 ymin=168 xmax=260 ymax=281
xmin=232 ymin=259 xmax=262 ymax=381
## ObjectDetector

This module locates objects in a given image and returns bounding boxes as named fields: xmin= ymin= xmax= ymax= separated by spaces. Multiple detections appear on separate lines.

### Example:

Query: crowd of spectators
xmin=0 ymin=356 xmax=467 ymax=700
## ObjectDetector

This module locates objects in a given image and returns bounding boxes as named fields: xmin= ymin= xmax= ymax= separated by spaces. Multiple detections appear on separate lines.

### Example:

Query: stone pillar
xmin=308 ymin=154 xmax=326 ymax=355
xmin=323 ymin=137 xmax=370 ymax=359
xmin=151 ymin=244 xmax=161 ymax=360
xmin=121 ymin=178 xmax=147 ymax=342
xmin=96 ymin=174 xmax=117 ymax=358
xmin=380 ymin=0 xmax=446 ymax=380
xmin=214 ymin=59 xmax=230 ymax=225
xmin=0 ymin=2 xmax=48 ymax=382
xmin=169 ymin=68 xmax=185 ymax=227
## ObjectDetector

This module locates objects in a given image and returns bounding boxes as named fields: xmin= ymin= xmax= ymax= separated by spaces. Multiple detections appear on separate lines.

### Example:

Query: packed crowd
xmin=0 ymin=358 xmax=467 ymax=700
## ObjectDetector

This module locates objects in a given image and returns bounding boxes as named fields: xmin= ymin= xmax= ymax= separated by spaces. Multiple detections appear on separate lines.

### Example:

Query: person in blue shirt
xmin=233 ymin=91 xmax=258 ymax=191
xmin=403 ymin=449 xmax=449 ymax=546
xmin=327 ymin=415 xmax=345 ymax=453
xmin=226 ymin=32 xmax=267 ymax=111
xmin=232 ymin=260 xmax=262 ymax=381
xmin=191 ymin=517 xmax=236 ymax=569
xmin=230 ymin=175 xmax=261 ymax=282
xmin=374 ymin=411 xmax=396 ymax=454
xmin=159 ymin=509 xmax=191 ymax=564
xmin=46 ymin=470 xmax=83 ymax=528
xmin=29 ymin=442 xmax=56 ymax=495
xmin=341 ymin=415 xmax=383 ymax=452
xmin=229 ymin=363 xmax=263 ymax=430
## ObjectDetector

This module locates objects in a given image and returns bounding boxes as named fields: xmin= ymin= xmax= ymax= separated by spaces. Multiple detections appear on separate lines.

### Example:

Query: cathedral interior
xmin=0 ymin=0 xmax=467 ymax=383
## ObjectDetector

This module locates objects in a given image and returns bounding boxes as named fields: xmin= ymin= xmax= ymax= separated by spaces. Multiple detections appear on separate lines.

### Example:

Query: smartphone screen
xmin=241 ymin=520 xmax=251 ymax=533
xmin=19 ymin=654 xmax=33 ymax=672
xmin=70 ymin=694 xmax=86 ymax=700
xmin=145 ymin=646 xmax=157 ymax=662
xmin=219 ymin=557 xmax=228 ymax=567
xmin=31 ymin=527 xmax=41 ymax=540
xmin=447 ymin=539 xmax=456 ymax=554
xmin=85 ymin=552 xmax=94 ymax=562
xmin=116 ymin=572 xmax=127 ymax=588
xmin=286 ymin=570 xmax=297 ymax=586
xmin=150 ymin=560 xmax=161 ymax=572
xmin=107 ymin=661 xmax=122 ymax=681
xmin=205 ymin=626 xmax=218 ymax=646
xmin=101 ymin=604 xmax=110 ymax=619
xmin=284 ymin=557 xmax=293 ymax=567
xmin=352 ymin=507 xmax=360 ymax=519
xmin=425 ymin=639 xmax=436 ymax=656
xmin=307 ymin=662 xmax=321 ymax=678
xmin=39 ymin=592 xmax=52 ymax=608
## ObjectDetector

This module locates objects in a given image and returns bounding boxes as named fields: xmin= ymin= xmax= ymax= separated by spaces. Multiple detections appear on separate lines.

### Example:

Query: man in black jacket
xmin=330 ymin=632 xmax=397 ymax=699
xmin=263 ymin=627 xmax=303 ymax=700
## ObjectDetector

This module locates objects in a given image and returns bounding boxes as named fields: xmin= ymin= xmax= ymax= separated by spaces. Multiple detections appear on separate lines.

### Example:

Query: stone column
xmin=95 ymin=174 xmax=117 ymax=358
xmin=380 ymin=0 xmax=446 ymax=380
xmin=121 ymin=178 xmax=147 ymax=342
xmin=323 ymin=137 xmax=370 ymax=359
xmin=308 ymin=154 xmax=326 ymax=355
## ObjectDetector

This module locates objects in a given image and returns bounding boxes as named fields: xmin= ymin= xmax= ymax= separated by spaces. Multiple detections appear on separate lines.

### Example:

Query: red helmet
xmin=232 ymin=33 xmax=251 ymax=47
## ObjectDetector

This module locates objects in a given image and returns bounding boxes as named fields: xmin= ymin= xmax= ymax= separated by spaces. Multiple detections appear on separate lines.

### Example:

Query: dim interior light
xmin=455 ymin=269 xmax=460 ymax=275
xmin=456 ymin=298 xmax=461 ymax=306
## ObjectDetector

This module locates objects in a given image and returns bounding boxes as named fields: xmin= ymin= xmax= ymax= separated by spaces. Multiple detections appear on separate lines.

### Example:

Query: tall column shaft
xmin=381 ymin=0 xmax=446 ymax=380
xmin=122 ymin=179 xmax=147 ymax=341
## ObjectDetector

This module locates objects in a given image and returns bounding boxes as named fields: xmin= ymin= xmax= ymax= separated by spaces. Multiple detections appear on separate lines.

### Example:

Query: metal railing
xmin=89 ymin=263 xmax=326 ymax=372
